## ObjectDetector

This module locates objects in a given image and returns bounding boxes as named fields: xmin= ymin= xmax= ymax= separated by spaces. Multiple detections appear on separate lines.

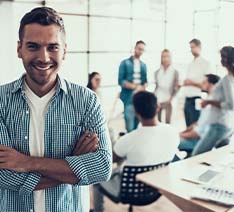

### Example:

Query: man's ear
xmin=135 ymin=111 xmax=141 ymax=121
xmin=62 ymin=43 xmax=67 ymax=60
xmin=156 ymin=106 xmax=160 ymax=114
xmin=17 ymin=41 xmax=22 ymax=58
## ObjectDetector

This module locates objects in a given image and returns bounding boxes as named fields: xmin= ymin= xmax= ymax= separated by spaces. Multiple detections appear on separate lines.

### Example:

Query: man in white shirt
xmin=179 ymin=74 xmax=220 ymax=157
xmin=183 ymin=39 xmax=211 ymax=126
xmin=93 ymin=91 xmax=179 ymax=212
xmin=155 ymin=49 xmax=179 ymax=123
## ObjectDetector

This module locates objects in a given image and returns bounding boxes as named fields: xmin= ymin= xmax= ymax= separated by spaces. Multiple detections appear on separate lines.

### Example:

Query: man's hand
xmin=72 ymin=130 xmax=99 ymax=156
xmin=201 ymin=99 xmax=209 ymax=108
xmin=0 ymin=145 xmax=30 ymax=172
xmin=184 ymin=79 xmax=194 ymax=86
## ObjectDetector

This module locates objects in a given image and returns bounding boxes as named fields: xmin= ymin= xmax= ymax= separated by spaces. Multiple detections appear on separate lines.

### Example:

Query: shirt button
xmin=25 ymin=136 xmax=28 ymax=140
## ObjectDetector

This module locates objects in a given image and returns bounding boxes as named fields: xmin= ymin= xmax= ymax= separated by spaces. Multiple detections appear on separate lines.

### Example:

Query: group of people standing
xmin=117 ymin=38 xmax=234 ymax=157
xmin=118 ymin=39 xmax=212 ymax=132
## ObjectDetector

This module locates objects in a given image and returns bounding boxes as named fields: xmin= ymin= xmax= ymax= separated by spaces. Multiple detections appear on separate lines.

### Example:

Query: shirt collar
xmin=11 ymin=74 xmax=68 ymax=95
xmin=193 ymin=55 xmax=202 ymax=61
xmin=130 ymin=56 xmax=141 ymax=63
xmin=160 ymin=65 xmax=173 ymax=72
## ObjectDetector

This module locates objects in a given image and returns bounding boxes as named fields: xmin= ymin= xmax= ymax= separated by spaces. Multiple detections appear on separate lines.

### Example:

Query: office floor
xmin=90 ymin=185 xmax=182 ymax=212
xmin=104 ymin=195 xmax=182 ymax=212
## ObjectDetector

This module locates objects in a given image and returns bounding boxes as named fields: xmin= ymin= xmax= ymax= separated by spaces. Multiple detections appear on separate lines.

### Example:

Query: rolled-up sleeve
xmin=0 ymin=110 xmax=41 ymax=195
xmin=65 ymin=93 xmax=112 ymax=185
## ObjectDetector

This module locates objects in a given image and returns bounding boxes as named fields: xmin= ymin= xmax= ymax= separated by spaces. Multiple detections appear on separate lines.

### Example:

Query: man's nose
xmin=38 ymin=48 xmax=50 ymax=63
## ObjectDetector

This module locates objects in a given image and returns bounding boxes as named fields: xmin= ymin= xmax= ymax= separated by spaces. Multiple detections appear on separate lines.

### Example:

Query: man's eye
xmin=49 ymin=46 xmax=59 ymax=51
xmin=27 ymin=45 xmax=38 ymax=50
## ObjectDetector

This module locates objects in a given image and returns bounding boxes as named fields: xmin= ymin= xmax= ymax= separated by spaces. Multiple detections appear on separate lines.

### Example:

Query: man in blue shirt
xmin=0 ymin=7 xmax=112 ymax=212
xmin=118 ymin=40 xmax=148 ymax=132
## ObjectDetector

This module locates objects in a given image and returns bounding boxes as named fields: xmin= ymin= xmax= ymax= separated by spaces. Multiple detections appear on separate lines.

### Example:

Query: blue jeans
xmin=179 ymin=138 xmax=199 ymax=152
xmin=123 ymin=103 xmax=139 ymax=132
xmin=184 ymin=97 xmax=201 ymax=127
xmin=192 ymin=124 xmax=231 ymax=156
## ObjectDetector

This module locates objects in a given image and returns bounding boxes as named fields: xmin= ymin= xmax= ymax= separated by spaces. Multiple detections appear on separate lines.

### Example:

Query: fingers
xmin=81 ymin=137 xmax=99 ymax=153
xmin=74 ymin=130 xmax=90 ymax=150
xmin=0 ymin=145 xmax=10 ymax=151
xmin=73 ymin=133 xmax=99 ymax=155
xmin=78 ymin=130 xmax=90 ymax=144
xmin=78 ymin=134 xmax=99 ymax=154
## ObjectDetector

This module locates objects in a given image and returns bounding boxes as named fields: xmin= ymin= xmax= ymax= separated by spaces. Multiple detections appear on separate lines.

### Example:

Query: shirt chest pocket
xmin=48 ymin=125 xmax=83 ymax=158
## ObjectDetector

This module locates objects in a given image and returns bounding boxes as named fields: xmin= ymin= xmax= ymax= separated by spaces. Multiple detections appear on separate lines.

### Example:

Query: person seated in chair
xmin=179 ymin=74 xmax=220 ymax=156
xmin=92 ymin=91 xmax=179 ymax=212
xmin=191 ymin=46 xmax=234 ymax=156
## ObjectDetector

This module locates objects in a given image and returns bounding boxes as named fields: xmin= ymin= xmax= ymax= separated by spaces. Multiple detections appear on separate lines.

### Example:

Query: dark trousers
xmin=184 ymin=97 xmax=201 ymax=127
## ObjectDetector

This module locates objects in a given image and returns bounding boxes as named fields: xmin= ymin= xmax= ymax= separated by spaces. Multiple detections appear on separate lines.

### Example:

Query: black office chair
xmin=98 ymin=161 xmax=169 ymax=212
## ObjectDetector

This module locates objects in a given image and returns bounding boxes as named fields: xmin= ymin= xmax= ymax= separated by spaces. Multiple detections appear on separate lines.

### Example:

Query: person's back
xmin=93 ymin=91 xmax=179 ymax=212
xmin=114 ymin=123 xmax=179 ymax=166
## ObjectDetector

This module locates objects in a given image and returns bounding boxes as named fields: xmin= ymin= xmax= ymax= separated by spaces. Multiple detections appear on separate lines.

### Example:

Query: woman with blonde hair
xmin=154 ymin=49 xmax=180 ymax=123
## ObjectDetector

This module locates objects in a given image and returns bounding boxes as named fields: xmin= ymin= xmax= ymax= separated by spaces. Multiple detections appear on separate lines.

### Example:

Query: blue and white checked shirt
xmin=0 ymin=75 xmax=112 ymax=212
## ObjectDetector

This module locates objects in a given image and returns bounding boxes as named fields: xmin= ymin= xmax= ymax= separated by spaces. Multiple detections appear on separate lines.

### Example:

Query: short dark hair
xmin=19 ymin=7 xmax=65 ymax=41
xmin=133 ymin=91 xmax=157 ymax=119
xmin=220 ymin=46 xmax=234 ymax=75
xmin=135 ymin=40 xmax=146 ymax=46
xmin=189 ymin=38 xmax=201 ymax=47
xmin=205 ymin=74 xmax=220 ymax=85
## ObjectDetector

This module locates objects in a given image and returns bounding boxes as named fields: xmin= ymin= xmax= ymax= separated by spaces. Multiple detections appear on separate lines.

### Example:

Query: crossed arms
xmin=0 ymin=130 xmax=99 ymax=192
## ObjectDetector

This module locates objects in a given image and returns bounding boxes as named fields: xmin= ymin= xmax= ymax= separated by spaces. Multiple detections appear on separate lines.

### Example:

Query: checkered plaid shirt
xmin=0 ymin=75 xmax=112 ymax=212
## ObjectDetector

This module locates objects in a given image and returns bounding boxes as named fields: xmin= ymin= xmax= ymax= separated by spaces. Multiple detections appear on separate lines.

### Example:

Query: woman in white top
xmin=192 ymin=46 xmax=234 ymax=155
xmin=154 ymin=49 xmax=179 ymax=123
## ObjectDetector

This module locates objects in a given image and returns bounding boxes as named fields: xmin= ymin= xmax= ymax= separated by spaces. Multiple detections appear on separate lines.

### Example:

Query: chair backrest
xmin=120 ymin=161 xmax=169 ymax=206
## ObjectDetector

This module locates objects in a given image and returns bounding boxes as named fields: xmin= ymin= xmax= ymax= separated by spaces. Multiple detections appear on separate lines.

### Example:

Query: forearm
xmin=184 ymin=79 xmax=202 ymax=88
xmin=34 ymin=177 xmax=61 ymax=191
xmin=181 ymin=123 xmax=196 ymax=133
xmin=65 ymin=150 xmax=112 ymax=185
xmin=0 ymin=169 xmax=40 ymax=194
xmin=193 ymin=82 xmax=202 ymax=89
xmin=123 ymin=81 xmax=136 ymax=90
xmin=26 ymin=157 xmax=79 ymax=184
xmin=180 ymin=130 xmax=200 ymax=140
xmin=207 ymin=100 xmax=221 ymax=108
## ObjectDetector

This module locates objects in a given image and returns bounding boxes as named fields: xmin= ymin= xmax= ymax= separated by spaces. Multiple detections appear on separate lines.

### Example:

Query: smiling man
xmin=0 ymin=7 xmax=112 ymax=212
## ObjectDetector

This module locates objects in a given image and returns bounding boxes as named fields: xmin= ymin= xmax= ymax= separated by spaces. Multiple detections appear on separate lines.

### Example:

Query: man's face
xmin=17 ymin=23 xmax=67 ymax=86
xmin=190 ymin=43 xmax=201 ymax=57
xmin=201 ymin=76 xmax=210 ymax=92
xmin=134 ymin=43 xmax=145 ymax=58
xmin=161 ymin=51 xmax=171 ymax=66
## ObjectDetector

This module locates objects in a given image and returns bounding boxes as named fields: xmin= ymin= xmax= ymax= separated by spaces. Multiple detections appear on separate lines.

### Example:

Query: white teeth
xmin=33 ymin=65 xmax=53 ymax=71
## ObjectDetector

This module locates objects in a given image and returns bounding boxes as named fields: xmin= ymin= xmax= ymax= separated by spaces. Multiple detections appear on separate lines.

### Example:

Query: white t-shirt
xmin=114 ymin=123 xmax=179 ymax=166
xmin=24 ymin=82 xmax=56 ymax=212
xmin=184 ymin=56 xmax=211 ymax=97
xmin=155 ymin=66 xmax=177 ymax=103
xmin=133 ymin=58 xmax=141 ymax=84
